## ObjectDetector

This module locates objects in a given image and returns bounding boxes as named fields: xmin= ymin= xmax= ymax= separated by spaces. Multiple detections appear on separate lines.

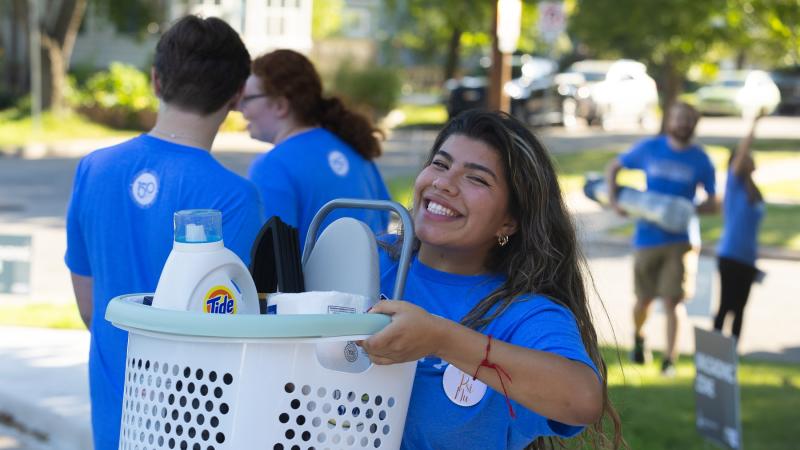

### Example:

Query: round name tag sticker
xmin=130 ymin=170 xmax=159 ymax=208
xmin=442 ymin=364 xmax=487 ymax=407
xmin=328 ymin=150 xmax=350 ymax=177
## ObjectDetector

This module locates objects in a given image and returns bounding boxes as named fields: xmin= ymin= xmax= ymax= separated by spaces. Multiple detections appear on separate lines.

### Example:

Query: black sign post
xmin=694 ymin=327 xmax=742 ymax=450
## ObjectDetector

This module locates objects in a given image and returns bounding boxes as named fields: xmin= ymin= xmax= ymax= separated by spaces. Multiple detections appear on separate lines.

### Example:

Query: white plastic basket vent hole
xmin=271 ymin=382 xmax=398 ymax=449
xmin=120 ymin=357 xmax=235 ymax=450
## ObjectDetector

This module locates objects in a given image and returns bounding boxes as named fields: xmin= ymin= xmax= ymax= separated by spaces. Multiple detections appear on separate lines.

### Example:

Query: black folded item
xmin=249 ymin=216 xmax=305 ymax=313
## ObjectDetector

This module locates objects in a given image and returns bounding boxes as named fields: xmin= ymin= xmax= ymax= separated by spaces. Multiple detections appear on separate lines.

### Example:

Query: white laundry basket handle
xmin=106 ymin=294 xmax=392 ymax=339
xmin=302 ymin=199 xmax=414 ymax=300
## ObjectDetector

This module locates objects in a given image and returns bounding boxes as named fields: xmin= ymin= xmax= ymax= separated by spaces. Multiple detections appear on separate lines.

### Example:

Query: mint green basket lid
xmin=106 ymin=294 xmax=390 ymax=338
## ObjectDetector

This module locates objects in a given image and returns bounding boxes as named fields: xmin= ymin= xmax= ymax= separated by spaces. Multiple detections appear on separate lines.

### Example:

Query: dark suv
xmin=443 ymin=55 xmax=527 ymax=119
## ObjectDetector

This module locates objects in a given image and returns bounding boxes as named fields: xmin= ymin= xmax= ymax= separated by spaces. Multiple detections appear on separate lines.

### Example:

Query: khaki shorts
xmin=634 ymin=242 xmax=697 ymax=301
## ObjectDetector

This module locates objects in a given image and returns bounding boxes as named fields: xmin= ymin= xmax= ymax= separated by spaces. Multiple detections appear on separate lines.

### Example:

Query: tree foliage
xmin=1 ymin=0 xmax=164 ymax=112
xmin=384 ymin=0 xmax=494 ymax=81
xmin=569 ymin=0 xmax=800 ymax=123
xmin=312 ymin=0 xmax=344 ymax=40
xmin=723 ymin=0 xmax=800 ymax=67
xmin=385 ymin=0 xmax=547 ymax=82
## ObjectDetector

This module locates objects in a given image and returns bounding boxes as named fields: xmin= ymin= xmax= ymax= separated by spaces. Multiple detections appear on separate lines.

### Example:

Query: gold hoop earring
xmin=497 ymin=234 xmax=509 ymax=247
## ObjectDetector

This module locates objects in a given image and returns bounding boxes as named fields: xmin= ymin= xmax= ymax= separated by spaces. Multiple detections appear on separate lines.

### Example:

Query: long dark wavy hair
xmin=385 ymin=110 xmax=623 ymax=449
xmin=251 ymin=49 xmax=382 ymax=160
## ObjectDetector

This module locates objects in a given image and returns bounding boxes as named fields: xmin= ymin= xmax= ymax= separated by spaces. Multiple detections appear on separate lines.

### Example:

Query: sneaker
xmin=631 ymin=336 xmax=651 ymax=364
xmin=661 ymin=359 xmax=676 ymax=377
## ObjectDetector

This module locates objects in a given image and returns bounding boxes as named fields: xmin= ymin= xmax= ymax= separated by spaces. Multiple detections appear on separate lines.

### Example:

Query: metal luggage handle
xmin=302 ymin=199 xmax=414 ymax=300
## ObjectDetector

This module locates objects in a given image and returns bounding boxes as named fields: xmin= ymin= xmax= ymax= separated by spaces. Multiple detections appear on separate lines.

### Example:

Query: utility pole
xmin=487 ymin=0 xmax=521 ymax=113
xmin=29 ymin=0 xmax=42 ymax=135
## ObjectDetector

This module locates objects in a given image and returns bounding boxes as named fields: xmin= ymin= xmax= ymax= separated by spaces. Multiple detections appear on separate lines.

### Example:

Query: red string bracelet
xmin=472 ymin=334 xmax=516 ymax=418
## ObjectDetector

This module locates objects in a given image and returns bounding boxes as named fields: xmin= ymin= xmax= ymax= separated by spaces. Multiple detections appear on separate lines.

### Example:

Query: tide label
xmin=204 ymin=285 xmax=237 ymax=314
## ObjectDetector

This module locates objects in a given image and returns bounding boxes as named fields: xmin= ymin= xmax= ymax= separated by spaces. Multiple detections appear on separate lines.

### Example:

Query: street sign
xmin=0 ymin=235 xmax=31 ymax=295
xmin=497 ymin=0 xmax=522 ymax=54
xmin=538 ymin=1 xmax=565 ymax=43
xmin=694 ymin=327 xmax=742 ymax=450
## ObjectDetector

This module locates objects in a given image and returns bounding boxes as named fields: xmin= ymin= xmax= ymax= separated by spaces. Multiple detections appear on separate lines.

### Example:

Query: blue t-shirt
xmin=378 ymin=246 xmax=597 ymax=449
xmin=619 ymin=135 xmax=716 ymax=248
xmin=717 ymin=169 xmax=764 ymax=266
xmin=64 ymin=134 xmax=262 ymax=450
xmin=248 ymin=127 xmax=390 ymax=249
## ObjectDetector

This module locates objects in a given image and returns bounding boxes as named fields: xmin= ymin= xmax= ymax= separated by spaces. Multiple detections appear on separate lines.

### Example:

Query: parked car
xmin=770 ymin=66 xmax=800 ymax=115
xmin=696 ymin=70 xmax=781 ymax=117
xmin=504 ymin=57 xmax=564 ymax=126
xmin=443 ymin=54 xmax=529 ymax=119
xmin=554 ymin=59 xmax=659 ymax=129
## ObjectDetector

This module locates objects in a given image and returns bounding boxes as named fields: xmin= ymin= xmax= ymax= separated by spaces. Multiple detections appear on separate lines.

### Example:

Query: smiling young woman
xmin=413 ymin=134 xmax=518 ymax=275
xmin=360 ymin=110 xmax=623 ymax=449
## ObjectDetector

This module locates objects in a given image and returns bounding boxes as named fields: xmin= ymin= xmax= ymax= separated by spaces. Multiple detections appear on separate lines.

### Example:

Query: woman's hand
xmin=359 ymin=300 xmax=448 ymax=365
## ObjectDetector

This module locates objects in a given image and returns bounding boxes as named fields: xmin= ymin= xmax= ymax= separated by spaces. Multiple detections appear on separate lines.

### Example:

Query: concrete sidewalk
xmin=0 ymin=327 xmax=90 ymax=450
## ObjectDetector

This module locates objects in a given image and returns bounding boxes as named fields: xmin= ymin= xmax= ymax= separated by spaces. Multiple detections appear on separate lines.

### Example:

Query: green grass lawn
xmin=611 ymin=203 xmax=800 ymax=250
xmin=0 ymin=108 xmax=134 ymax=149
xmin=603 ymin=348 xmax=800 ymax=450
xmin=395 ymin=103 xmax=448 ymax=128
xmin=0 ymin=302 xmax=85 ymax=329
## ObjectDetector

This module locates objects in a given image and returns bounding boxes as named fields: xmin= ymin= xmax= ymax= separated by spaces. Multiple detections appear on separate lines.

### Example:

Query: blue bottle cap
xmin=174 ymin=209 xmax=223 ymax=243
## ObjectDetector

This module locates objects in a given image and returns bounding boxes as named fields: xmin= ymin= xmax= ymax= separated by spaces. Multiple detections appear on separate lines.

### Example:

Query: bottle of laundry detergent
xmin=152 ymin=209 xmax=258 ymax=314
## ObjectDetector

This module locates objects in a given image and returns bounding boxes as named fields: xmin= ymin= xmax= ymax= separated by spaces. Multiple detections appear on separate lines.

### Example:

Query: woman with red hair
xmin=240 ymin=49 xmax=390 ymax=246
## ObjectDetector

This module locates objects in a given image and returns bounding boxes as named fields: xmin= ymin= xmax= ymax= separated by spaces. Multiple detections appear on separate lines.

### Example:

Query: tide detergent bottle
xmin=152 ymin=209 xmax=258 ymax=314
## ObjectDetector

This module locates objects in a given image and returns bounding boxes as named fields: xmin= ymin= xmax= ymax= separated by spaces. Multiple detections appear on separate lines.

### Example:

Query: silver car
xmin=696 ymin=70 xmax=781 ymax=117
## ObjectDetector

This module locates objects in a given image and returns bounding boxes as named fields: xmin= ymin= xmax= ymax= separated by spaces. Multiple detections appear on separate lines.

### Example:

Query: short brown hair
xmin=153 ymin=16 xmax=250 ymax=114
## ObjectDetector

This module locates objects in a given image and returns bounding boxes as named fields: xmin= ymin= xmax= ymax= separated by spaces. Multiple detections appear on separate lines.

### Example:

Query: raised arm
xmin=70 ymin=273 xmax=93 ymax=329
xmin=605 ymin=158 xmax=626 ymax=216
xmin=360 ymin=301 xmax=603 ymax=426
xmin=731 ymin=113 xmax=763 ymax=178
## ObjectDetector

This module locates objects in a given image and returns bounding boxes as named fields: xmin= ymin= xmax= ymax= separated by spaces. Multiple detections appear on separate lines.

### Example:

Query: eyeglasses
xmin=239 ymin=93 xmax=269 ymax=107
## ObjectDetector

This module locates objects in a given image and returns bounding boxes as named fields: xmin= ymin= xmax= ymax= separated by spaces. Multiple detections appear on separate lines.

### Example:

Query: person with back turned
xmin=65 ymin=16 xmax=261 ymax=448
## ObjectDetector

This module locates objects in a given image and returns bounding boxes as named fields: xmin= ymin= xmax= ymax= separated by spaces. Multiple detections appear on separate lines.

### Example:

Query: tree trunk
xmin=442 ymin=27 xmax=462 ymax=82
xmin=6 ymin=0 xmax=30 ymax=96
xmin=41 ymin=34 xmax=65 ymax=112
xmin=39 ymin=0 xmax=87 ymax=112
xmin=735 ymin=50 xmax=746 ymax=70
xmin=658 ymin=57 xmax=683 ymax=134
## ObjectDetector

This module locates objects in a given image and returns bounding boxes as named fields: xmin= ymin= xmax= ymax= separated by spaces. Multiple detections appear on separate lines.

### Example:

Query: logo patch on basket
xmin=442 ymin=364 xmax=487 ymax=407
xmin=204 ymin=286 xmax=237 ymax=314
xmin=343 ymin=342 xmax=359 ymax=362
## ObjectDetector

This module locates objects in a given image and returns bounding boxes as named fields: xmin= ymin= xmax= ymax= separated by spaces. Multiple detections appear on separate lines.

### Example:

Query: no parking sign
xmin=538 ymin=2 xmax=565 ymax=42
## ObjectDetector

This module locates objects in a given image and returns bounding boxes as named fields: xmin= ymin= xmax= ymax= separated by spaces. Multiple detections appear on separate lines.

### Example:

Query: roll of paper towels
xmin=267 ymin=291 xmax=374 ymax=373
xmin=267 ymin=291 xmax=369 ymax=315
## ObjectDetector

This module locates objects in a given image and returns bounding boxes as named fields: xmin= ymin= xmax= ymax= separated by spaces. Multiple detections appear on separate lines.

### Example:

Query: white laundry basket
xmin=108 ymin=199 xmax=417 ymax=450
xmin=107 ymin=296 xmax=416 ymax=450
